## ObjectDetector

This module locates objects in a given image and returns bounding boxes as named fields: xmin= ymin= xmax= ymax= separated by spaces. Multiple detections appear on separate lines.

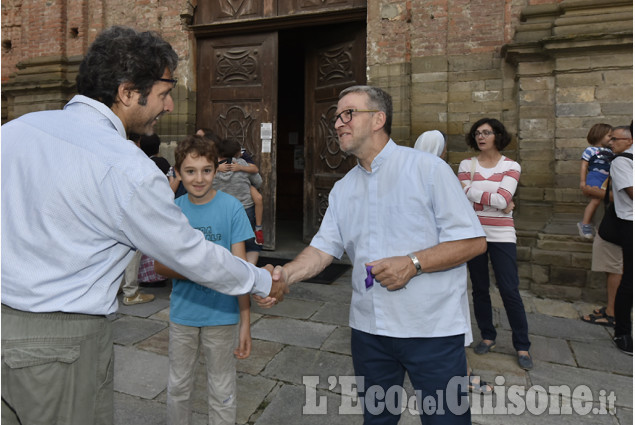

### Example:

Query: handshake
xmin=253 ymin=264 xmax=290 ymax=308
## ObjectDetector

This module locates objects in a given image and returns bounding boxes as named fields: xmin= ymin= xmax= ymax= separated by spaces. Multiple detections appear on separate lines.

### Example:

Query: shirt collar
xmin=356 ymin=139 xmax=397 ymax=173
xmin=64 ymin=95 xmax=127 ymax=139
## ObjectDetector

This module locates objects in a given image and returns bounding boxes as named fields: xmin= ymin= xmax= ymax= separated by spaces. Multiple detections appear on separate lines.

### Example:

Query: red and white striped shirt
xmin=458 ymin=156 xmax=520 ymax=243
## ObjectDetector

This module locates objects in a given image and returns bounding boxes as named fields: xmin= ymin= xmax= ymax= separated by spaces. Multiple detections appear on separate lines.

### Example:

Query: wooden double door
xmin=196 ymin=22 xmax=366 ymax=249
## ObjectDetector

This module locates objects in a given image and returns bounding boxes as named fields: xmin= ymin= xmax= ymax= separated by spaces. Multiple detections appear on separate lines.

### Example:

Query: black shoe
xmin=518 ymin=354 xmax=534 ymax=370
xmin=613 ymin=335 xmax=633 ymax=356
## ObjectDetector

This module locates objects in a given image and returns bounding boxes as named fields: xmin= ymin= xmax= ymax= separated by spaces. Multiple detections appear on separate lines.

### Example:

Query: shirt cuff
xmin=250 ymin=266 xmax=272 ymax=298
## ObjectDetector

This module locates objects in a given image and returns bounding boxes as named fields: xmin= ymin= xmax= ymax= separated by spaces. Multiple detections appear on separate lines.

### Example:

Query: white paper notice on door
xmin=260 ymin=123 xmax=273 ymax=139
xmin=261 ymin=139 xmax=272 ymax=153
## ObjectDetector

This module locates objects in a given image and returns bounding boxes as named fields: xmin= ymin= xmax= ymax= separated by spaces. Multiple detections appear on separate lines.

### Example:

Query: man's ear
xmin=116 ymin=83 xmax=136 ymax=108
xmin=372 ymin=110 xmax=387 ymax=132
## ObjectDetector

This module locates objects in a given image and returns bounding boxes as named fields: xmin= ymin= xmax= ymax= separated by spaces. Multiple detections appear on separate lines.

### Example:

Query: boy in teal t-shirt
xmin=155 ymin=135 xmax=253 ymax=425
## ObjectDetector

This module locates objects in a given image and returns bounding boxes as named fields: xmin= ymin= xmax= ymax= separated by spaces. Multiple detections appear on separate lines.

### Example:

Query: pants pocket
xmin=2 ymin=345 xmax=81 ymax=424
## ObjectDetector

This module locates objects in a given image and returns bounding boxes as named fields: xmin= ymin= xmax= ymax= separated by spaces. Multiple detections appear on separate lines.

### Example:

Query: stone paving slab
xmin=616 ymin=407 xmax=632 ymax=425
xmin=487 ymin=329 xmax=576 ymax=367
xmin=471 ymin=408 xmax=617 ymax=425
xmin=532 ymin=297 xmax=580 ymax=319
xmin=251 ymin=297 xmax=320 ymax=319
xmin=311 ymin=302 xmax=351 ymax=326
xmin=570 ymin=339 xmax=633 ymax=375
xmin=114 ymin=345 xmax=169 ymax=400
xmin=321 ymin=326 xmax=352 ymax=356
xmin=287 ymin=281 xmax=353 ymax=304
xmin=236 ymin=339 xmax=284 ymax=375
xmin=466 ymin=351 xmax=529 ymax=387
xmin=113 ymin=315 xmax=167 ymax=346
xmin=528 ymin=360 xmax=632 ymax=409
xmin=251 ymin=316 xmax=337 ymax=349
xmin=255 ymin=384 xmax=363 ymax=425
xmin=149 ymin=306 xmax=170 ymax=322
xmin=116 ymin=293 xmax=171 ymax=318
xmin=236 ymin=373 xmax=278 ymax=424
xmin=261 ymin=345 xmax=354 ymax=391
xmin=136 ymin=327 xmax=169 ymax=357
xmin=499 ymin=312 xmax=611 ymax=342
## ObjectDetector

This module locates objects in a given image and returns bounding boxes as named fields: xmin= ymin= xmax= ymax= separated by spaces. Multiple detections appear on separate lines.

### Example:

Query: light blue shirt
xmin=170 ymin=191 xmax=254 ymax=327
xmin=611 ymin=145 xmax=633 ymax=221
xmin=1 ymin=95 xmax=271 ymax=315
xmin=310 ymin=140 xmax=485 ymax=338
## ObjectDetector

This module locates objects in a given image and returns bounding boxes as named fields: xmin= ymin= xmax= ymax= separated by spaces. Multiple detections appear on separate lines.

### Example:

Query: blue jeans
xmin=351 ymin=329 xmax=470 ymax=425
xmin=468 ymin=242 xmax=530 ymax=352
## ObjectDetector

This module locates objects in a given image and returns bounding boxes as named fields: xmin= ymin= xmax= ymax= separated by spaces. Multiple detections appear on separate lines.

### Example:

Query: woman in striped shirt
xmin=458 ymin=118 xmax=532 ymax=371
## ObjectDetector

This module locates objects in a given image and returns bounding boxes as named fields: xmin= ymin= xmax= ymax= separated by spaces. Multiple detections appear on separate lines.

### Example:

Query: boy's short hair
xmin=174 ymin=135 xmax=218 ymax=172
xmin=587 ymin=123 xmax=612 ymax=145
xmin=217 ymin=138 xmax=242 ymax=158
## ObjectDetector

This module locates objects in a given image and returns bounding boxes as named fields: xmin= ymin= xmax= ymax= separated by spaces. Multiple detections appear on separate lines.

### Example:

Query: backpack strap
xmin=603 ymin=152 xmax=633 ymax=205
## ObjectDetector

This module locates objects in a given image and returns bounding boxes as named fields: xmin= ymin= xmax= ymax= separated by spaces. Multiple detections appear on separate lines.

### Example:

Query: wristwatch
xmin=407 ymin=253 xmax=423 ymax=276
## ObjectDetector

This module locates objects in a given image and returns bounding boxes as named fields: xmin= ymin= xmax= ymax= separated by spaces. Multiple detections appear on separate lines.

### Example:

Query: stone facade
xmin=1 ymin=0 xmax=196 ymax=140
xmin=367 ymin=0 xmax=632 ymax=302
xmin=1 ymin=0 xmax=632 ymax=302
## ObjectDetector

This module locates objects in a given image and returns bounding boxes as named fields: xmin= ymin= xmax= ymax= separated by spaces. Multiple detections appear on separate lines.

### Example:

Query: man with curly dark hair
xmin=1 ymin=26 xmax=285 ymax=425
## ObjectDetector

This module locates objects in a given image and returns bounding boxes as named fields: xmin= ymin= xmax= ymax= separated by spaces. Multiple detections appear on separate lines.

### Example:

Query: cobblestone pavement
xmin=112 ymin=252 xmax=632 ymax=425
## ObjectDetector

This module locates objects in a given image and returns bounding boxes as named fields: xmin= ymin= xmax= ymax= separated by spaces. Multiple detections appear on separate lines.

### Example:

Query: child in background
xmin=197 ymin=128 xmax=265 ymax=245
xmin=213 ymin=138 xmax=263 ymax=266
xmin=578 ymin=123 xmax=613 ymax=239
xmin=154 ymin=135 xmax=253 ymax=425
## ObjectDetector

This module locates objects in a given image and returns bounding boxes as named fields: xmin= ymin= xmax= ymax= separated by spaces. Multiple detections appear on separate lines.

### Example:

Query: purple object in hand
xmin=365 ymin=265 xmax=374 ymax=288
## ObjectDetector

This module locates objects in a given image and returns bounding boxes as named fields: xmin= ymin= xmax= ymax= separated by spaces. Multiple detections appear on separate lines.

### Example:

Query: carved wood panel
xmin=197 ymin=33 xmax=278 ymax=248
xmin=303 ymin=22 xmax=366 ymax=240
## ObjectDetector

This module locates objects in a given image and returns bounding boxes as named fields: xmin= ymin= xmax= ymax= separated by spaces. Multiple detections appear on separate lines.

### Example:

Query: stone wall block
xmin=550 ymin=267 xmax=587 ymax=287
xmin=556 ymin=87 xmax=595 ymax=103
xmin=556 ymin=72 xmax=603 ymax=88
xmin=536 ymin=237 xmax=591 ymax=253
xmin=519 ymin=77 xmax=555 ymax=92
xmin=530 ymin=283 xmax=581 ymax=302
xmin=532 ymin=249 xmax=571 ymax=266
xmin=517 ymin=187 xmax=545 ymax=201
xmin=516 ymin=246 xmax=532 ymax=262
xmin=412 ymin=56 xmax=448 ymax=73
xmin=530 ymin=264 xmax=550 ymax=284
xmin=556 ymin=103 xmax=602 ymax=117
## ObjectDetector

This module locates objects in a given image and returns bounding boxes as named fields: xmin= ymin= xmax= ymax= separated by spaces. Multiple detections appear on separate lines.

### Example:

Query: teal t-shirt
xmin=170 ymin=191 xmax=254 ymax=327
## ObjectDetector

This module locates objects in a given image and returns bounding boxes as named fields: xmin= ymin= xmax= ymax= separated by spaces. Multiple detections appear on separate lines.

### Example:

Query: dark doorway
xmin=275 ymin=29 xmax=306 ymax=243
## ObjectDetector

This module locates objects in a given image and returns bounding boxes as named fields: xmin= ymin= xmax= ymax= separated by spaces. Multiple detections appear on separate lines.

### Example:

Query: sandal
xmin=468 ymin=375 xmax=493 ymax=394
xmin=581 ymin=312 xmax=615 ymax=327
xmin=592 ymin=306 xmax=607 ymax=316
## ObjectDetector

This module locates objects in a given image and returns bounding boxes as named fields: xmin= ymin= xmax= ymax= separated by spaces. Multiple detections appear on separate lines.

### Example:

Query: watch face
xmin=408 ymin=253 xmax=422 ymax=275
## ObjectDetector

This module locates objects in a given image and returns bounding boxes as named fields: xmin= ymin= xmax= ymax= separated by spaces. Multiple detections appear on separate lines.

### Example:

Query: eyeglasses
xmin=158 ymin=77 xmax=177 ymax=88
xmin=473 ymin=130 xmax=495 ymax=138
xmin=333 ymin=109 xmax=379 ymax=126
xmin=609 ymin=137 xmax=631 ymax=142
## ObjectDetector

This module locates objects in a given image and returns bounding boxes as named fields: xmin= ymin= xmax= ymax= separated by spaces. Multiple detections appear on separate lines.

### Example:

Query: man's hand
xmin=253 ymin=264 xmax=289 ymax=308
xmin=366 ymin=256 xmax=415 ymax=291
